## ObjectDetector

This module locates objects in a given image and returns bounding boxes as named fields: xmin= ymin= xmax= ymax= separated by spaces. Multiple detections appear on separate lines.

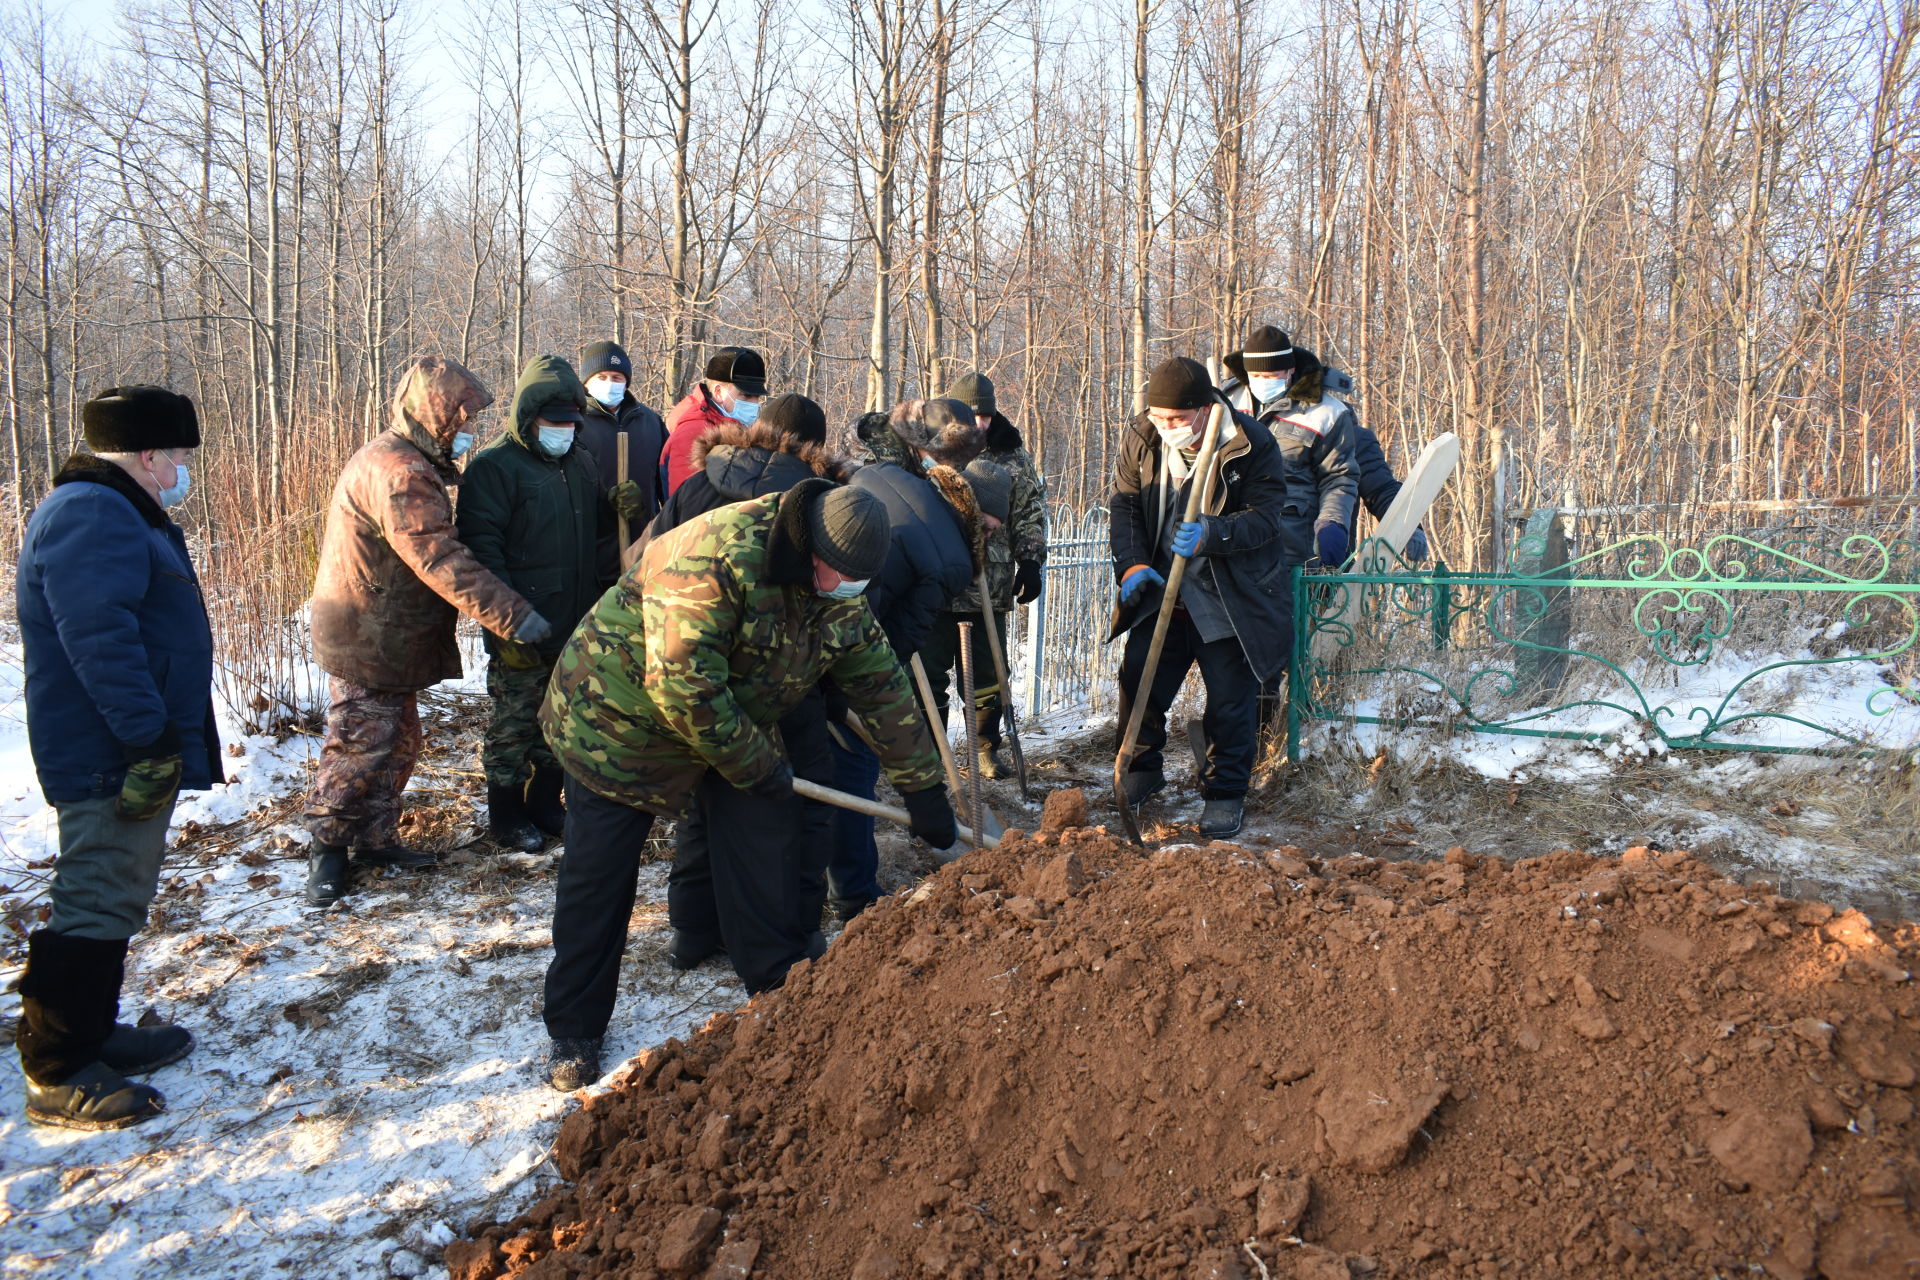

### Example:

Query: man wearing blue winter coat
xmin=13 ymin=385 xmax=223 ymax=1131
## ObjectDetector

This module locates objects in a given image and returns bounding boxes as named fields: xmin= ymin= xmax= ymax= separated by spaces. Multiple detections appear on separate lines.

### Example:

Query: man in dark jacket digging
xmin=13 ymin=385 xmax=222 ymax=1129
xmin=1108 ymin=357 xmax=1307 ymax=839
xmin=577 ymin=340 xmax=667 ymax=587
xmin=456 ymin=354 xmax=609 ymax=851
xmin=305 ymin=357 xmax=543 ymax=907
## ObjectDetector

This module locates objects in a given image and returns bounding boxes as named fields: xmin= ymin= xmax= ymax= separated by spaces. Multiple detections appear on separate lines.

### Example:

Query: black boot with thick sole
xmin=305 ymin=842 xmax=350 ymax=907
xmin=100 ymin=1022 xmax=194 ymax=1075
xmin=547 ymin=1037 xmax=603 ymax=1092
xmin=524 ymin=765 xmax=567 ymax=839
xmin=487 ymin=783 xmax=544 ymax=852
xmin=17 ymin=930 xmax=168 ymax=1130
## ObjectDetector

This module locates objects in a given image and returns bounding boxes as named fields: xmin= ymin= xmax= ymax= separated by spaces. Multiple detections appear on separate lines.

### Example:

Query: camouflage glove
xmin=609 ymin=480 xmax=649 ymax=522
xmin=497 ymin=640 xmax=545 ymax=671
xmin=116 ymin=748 xmax=183 ymax=822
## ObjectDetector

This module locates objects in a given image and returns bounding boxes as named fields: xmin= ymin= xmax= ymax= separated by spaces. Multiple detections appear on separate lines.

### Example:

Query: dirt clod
xmin=1037 ymin=786 xmax=1088 ymax=836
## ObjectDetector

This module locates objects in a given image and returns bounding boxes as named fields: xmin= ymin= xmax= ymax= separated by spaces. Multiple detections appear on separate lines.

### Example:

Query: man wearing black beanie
xmin=13 ymin=386 xmax=224 ymax=1129
xmin=578 ymin=339 xmax=669 ymax=587
xmin=1106 ymin=356 xmax=1312 ymax=838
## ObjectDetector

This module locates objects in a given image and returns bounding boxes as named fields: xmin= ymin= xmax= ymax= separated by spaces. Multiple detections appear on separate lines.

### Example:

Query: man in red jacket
xmin=660 ymin=346 xmax=767 ymax=495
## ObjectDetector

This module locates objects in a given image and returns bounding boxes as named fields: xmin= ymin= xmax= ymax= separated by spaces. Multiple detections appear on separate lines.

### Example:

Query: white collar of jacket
xmin=1277 ymin=392 xmax=1349 ymax=438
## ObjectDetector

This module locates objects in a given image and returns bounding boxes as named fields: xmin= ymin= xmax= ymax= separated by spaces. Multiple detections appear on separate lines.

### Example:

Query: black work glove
xmin=821 ymin=683 xmax=851 ymax=728
xmin=497 ymin=640 xmax=544 ymax=671
xmin=902 ymin=785 xmax=958 ymax=850
xmin=609 ymin=479 xmax=649 ymax=522
xmin=747 ymin=761 xmax=794 ymax=800
xmin=1014 ymin=558 xmax=1043 ymax=604
xmin=117 ymin=729 xmax=183 ymax=822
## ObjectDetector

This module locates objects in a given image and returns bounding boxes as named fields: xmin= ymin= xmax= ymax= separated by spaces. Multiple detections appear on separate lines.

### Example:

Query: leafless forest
xmin=4 ymin=0 xmax=1918 ymax=612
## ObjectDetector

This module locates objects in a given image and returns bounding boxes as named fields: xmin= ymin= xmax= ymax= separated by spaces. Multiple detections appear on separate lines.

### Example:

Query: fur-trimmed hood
xmin=691 ymin=419 xmax=853 ymax=502
xmin=982 ymin=411 xmax=1024 ymax=455
xmin=925 ymin=461 xmax=987 ymax=576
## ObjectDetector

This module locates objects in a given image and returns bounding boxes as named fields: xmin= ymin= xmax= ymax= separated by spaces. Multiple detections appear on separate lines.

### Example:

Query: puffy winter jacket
xmin=309 ymin=358 xmax=532 ymax=691
xmin=16 ymin=456 xmax=225 ymax=803
xmin=645 ymin=419 xmax=851 ymax=547
xmin=1222 ymin=371 xmax=1360 ymax=561
xmin=578 ymin=392 xmax=667 ymax=586
xmin=660 ymin=386 xmax=735 ymax=496
xmin=455 ymin=355 xmax=607 ymax=658
xmin=851 ymin=459 xmax=980 ymax=660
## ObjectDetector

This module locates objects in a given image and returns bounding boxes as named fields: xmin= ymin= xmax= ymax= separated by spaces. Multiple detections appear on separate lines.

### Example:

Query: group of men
xmin=10 ymin=321 xmax=1416 ymax=1129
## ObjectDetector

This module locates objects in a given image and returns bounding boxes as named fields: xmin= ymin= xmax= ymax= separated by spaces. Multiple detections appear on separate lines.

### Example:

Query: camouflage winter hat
xmin=808 ymin=485 xmax=890 ymax=581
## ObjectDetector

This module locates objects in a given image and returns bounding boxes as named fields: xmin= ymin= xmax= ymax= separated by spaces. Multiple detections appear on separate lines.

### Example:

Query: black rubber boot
xmin=1198 ymin=796 xmax=1245 ymax=838
xmin=25 ymin=1061 xmax=165 ymax=1131
xmin=99 ymin=1022 xmax=194 ymax=1075
xmin=668 ymin=929 xmax=723 ymax=971
xmin=1122 ymin=771 xmax=1166 ymax=809
xmin=524 ymin=765 xmax=567 ymax=839
xmin=305 ymin=842 xmax=350 ymax=907
xmin=351 ymin=845 xmax=438 ymax=870
xmin=487 ymin=783 xmax=544 ymax=852
xmin=547 ymin=1037 xmax=603 ymax=1092
xmin=17 ymin=931 xmax=166 ymax=1130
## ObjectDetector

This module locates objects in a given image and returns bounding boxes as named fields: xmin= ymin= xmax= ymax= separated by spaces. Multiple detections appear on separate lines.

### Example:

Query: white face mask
xmin=1155 ymin=420 xmax=1201 ymax=452
xmin=451 ymin=431 xmax=475 ymax=458
xmin=588 ymin=376 xmax=626 ymax=408
xmin=152 ymin=457 xmax=190 ymax=507
xmin=537 ymin=426 xmax=575 ymax=457
xmin=1248 ymin=375 xmax=1288 ymax=403
xmin=819 ymin=577 xmax=870 ymax=599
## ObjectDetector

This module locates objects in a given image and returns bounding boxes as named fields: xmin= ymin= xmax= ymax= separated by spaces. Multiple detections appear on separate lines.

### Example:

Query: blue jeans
xmin=825 ymin=731 xmax=882 ymax=909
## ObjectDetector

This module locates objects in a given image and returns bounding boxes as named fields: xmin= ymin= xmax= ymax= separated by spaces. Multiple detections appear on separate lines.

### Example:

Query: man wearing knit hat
xmin=660 ymin=344 xmax=769 ymax=496
xmin=538 ymin=478 xmax=956 ymax=1090
xmin=577 ymin=339 xmax=668 ymax=587
xmin=14 ymin=386 xmax=223 ymax=1129
xmin=1107 ymin=356 xmax=1309 ymax=838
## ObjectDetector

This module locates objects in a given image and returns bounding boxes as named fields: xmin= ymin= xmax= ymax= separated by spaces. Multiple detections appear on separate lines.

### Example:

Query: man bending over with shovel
xmin=1109 ymin=357 xmax=1300 ymax=840
xmin=538 ymin=479 xmax=958 ymax=1090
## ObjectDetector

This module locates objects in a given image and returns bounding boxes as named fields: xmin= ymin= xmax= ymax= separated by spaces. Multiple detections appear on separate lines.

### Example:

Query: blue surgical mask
xmin=1248 ymin=375 xmax=1288 ymax=403
xmin=588 ymin=376 xmax=626 ymax=408
xmin=819 ymin=577 xmax=870 ymax=599
xmin=921 ymin=455 xmax=935 ymax=471
xmin=537 ymin=426 xmax=575 ymax=457
xmin=729 ymin=398 xmax=760 ymax=426
xmin=154 ymin=460 xmax=190 ymax=507
xmin=451 ymin=431 xmax=475 ymax=458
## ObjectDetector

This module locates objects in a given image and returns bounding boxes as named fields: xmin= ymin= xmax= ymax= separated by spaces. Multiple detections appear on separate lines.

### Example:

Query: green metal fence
xmin=1286 ymin=519 xmax=1920 ymax=763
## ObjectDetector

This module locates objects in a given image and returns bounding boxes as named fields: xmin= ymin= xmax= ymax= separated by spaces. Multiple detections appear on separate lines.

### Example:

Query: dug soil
xmin=451 ymin=791 xmax=1920 ymax=1279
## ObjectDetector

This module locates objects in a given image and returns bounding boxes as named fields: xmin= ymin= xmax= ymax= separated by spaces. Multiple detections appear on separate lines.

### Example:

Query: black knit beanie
xmin=580 ymin=341 xmax=632 ymax=381
xmin=1239 ymin=325 xmax=1296 ymax=375
xmin=1145 ymin=358 xmax=1216 ymax=411
xmin=760 ymin=393 xmax=827 ymax=446
xmin=82 ymin=386 xmax=201 ymax=452
xmin=964 ymin=459 xmax=1013 ymax=522
xmin=808 ymin=485 xmax=891 ymax=581
xmin=704 ymin=346 xmax=767 ymax=396
xmin=947 ymin=371 xmax=996 ymax=417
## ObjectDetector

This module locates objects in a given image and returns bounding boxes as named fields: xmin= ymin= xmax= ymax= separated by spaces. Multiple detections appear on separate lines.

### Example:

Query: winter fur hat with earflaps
xmin=83 ymin=386 xmax=201 ymax=453
xmin=888 ymin=398 xmax=985 ymax=469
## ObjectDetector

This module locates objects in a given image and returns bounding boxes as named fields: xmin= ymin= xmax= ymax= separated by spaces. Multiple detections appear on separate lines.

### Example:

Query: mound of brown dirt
xmin=451 ymin=799 xmax=1920 ymax=1279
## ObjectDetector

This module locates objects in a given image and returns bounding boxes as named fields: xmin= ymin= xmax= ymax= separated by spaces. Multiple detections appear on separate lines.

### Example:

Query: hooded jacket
xmin=17 ymin=455 xmax=225 ymax=803
xmin=455 ymin=355 xmax=608 ymax=658
xmin=660 ymin=385 xmax=737 ymax=496
xmin=1106 ymin=407 xmax=1296 ymax=682
xmin=578 ymin=390 xmax=667 ymax=586
xmin=540 ymin=480 xmax=943 ymax=817
xmin=309 ymin=358 xmax=532 ymax=692
xmin=851 ymin=458 xmax=981 ymax=660
xmin=644 ymin=418 xmax=853 ymax=547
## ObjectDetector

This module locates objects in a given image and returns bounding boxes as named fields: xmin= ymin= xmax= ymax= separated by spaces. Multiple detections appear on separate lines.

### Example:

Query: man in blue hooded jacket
xmin=13 ymin=385 xmax=223 ymax=1130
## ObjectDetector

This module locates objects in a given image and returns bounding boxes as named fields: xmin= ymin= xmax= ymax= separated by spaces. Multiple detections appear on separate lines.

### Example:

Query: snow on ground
xmin=0 ymin=640 xmax=745 ymax=1279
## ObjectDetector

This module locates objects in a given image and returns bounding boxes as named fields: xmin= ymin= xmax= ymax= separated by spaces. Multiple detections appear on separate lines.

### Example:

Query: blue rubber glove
xmin=1171 ymin=520 xmax=1208 ymax=558
xmin=1405 ymin=527 xmax=1429 ymax=564
xmin=1314 ymin=521 xmax=1349 ymax=567
xmin=1119 ymin=565 xmax=1165 ymax=604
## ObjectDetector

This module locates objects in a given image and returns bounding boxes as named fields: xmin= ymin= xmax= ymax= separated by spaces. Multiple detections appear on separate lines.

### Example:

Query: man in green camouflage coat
xmin=538 ymin=477 xmax=956 ymax=1090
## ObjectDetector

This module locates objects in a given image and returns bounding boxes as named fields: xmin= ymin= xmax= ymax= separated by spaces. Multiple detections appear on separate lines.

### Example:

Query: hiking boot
xmin=1121 ymin=771 xmax=1166 ymax=810
xmin=351 ymin=845 xmax=438 ymax=870
xmin=524 ymin=765 xmax=567 ymax=839
xmin=25 ymin=1061 xmax=165 ymax=1131
xmin=831 ymin=895 xmax=876 ymax=924
xmin=305 ymin=843 xmax=350 ymax=907
xmin=975 ymin=744 xmax=1007 ymax=780
xmin=547 ymin=1037 xmax=602 ymax=1092
xmin=99 ymin=1022 xmax=193 ymax=1075
xmin=487 ymin=783 xmax=544 ymax=852
xmin=1198 ymin=796 xmax=1245 ymax=839
xmin=668 ymin=930 xmax=723 ymax=972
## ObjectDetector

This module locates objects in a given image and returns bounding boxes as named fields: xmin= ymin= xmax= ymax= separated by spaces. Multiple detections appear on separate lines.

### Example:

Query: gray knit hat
xmin=808 ymin=485 xmax=891 ymax=580
xmin=889 ymin=397 xmax=984 ymax=468
xmin=964 ymin=459 xmax=1013 ymax=522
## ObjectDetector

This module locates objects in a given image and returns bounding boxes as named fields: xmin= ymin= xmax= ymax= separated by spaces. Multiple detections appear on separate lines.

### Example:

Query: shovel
xmin=793 ymin=778 xmax=994 ymax=857
xmin=1113 ymin=360 xmax=1231 ymax=845
xmin=975 ymin=571 xmax=1032 ymax=798
xmin=908 ymin=653 xmax=1006 ymax=844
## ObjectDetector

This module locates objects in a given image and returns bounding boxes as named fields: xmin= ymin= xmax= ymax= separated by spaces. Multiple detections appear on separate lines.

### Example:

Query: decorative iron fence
xmin=1026 ymin=504 xmax=1116 ymax=717
xmin=1288 ymin=519 xmax=1920 ymax=762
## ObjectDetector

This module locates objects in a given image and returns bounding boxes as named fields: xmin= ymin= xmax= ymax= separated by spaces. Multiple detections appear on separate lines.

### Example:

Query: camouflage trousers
xmin=483 ymin=655 xmax=558 ymax=789
xmin=305 ymin=677 xmax=423 ymax=849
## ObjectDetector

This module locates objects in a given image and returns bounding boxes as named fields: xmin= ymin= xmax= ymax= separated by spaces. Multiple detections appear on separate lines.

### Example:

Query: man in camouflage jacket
xmin=537 ymin=477 xmax=955 ymax=1089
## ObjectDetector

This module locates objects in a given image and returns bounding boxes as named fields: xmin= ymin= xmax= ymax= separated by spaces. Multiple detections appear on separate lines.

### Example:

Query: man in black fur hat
xmin=13 ymin=385 xmax=223 ymax=1130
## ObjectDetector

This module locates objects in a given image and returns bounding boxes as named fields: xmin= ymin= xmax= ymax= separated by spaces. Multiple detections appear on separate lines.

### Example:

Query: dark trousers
xmin=1114 ymin=612 xmax=1258 ymax=798
xmin=825 ymin=730 xmax=883 ymax=910
xmin=543 ymin=773 xmax=656 ymax=1040
xmin=918 ymin=610 xmax=1006 ymax=746
xmin=781 ymin=693 xmax=836 ymax=933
